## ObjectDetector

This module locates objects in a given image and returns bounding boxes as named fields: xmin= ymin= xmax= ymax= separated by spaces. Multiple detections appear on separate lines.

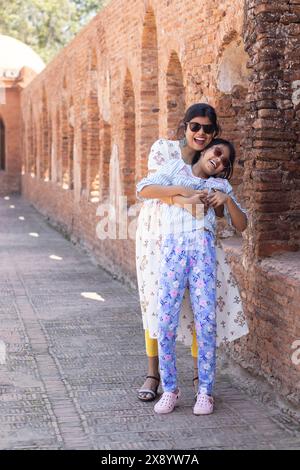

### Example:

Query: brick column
xmin=244 ymin=0 xmax=300 ymax=258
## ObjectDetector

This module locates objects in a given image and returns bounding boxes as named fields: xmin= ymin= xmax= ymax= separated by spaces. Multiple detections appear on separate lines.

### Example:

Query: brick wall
xmin=0 ymin=88 xmax=22 ymax=195
xmin=244 ymin=0 xmax=300 ymax=257
xmin=19 ymin=0 xmax=300 ymax=403
xmin=0 ymin=66 xmax=39 ymax=196
xmin=222 ymin=238 xmax=300 ymax=407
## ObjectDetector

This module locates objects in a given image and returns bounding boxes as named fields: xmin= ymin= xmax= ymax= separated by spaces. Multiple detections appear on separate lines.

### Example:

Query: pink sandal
xmin=193 ymin=393 xmax=214 ymax=415
xmin=154 ymin=390 xmax=181 ymax=414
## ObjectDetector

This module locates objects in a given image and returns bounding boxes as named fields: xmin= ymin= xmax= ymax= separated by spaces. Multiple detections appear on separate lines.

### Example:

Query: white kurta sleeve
xmin=147 ymin=139 xmax=169 ymax=171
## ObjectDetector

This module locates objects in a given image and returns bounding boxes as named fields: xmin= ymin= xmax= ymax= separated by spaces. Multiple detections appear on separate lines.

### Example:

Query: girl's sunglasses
xmin=186 ymin=121 xmax=215 ymax=134
xmin=212 ymin=146 xmax=231 ymax=169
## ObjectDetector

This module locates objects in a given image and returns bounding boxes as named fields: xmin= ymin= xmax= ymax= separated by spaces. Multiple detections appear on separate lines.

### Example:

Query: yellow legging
xmin=145 ymin=329 xmax=198 ymax=358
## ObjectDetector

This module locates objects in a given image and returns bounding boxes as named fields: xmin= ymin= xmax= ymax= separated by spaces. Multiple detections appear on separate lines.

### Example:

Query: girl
xmin=136 ymin=138 xmax=247 ymax=415
xmin=136 ymin=104 xmax=248 ymax=402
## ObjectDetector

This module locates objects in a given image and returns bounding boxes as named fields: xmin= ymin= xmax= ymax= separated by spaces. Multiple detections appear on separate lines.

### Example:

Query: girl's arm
xmin=224 ymin=197 xmax=247 ymax=232
xmin=208 ymin=191 xmax=247 ymax=232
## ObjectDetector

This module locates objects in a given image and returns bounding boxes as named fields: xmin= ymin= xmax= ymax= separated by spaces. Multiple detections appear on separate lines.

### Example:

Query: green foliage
xmin=0 ymin=0 xmax=109 ymax=63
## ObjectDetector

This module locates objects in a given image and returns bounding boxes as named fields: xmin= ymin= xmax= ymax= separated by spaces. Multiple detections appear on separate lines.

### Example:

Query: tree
xmin=72 ymin=0 xmax=106 ymax=26
xmin=0 ymin=0 xmax=109 ymax=63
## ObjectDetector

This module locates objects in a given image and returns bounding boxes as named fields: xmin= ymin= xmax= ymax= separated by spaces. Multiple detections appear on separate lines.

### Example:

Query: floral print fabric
xmin=158 ymin=230 xmax=217 ymax=394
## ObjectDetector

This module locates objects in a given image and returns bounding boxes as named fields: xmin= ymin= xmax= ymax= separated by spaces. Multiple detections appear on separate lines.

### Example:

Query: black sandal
xmin=138 ymin=375 xmax=160 ymax=402
xmin=193 ymin=376 xmax=199 ymax=400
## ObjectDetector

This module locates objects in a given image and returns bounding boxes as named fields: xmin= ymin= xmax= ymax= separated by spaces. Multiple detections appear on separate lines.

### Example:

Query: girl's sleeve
xmin=136 ymin=160 xmax=175 ymax=200
xmin=223 ymin=181 xmax=248 ymax=227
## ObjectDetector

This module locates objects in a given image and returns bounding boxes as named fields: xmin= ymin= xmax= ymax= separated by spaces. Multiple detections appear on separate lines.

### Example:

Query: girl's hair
xmin=192 ymin=138 xmax=236 ymax=180
xmin=176 ymin=103 xmax=221 ymax=140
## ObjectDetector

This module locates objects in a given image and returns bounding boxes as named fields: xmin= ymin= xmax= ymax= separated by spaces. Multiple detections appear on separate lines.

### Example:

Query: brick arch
xmin=49 ymin=112 xmax=53 ymax=181
xmin=20 ymin=114 xmax=26 ymax=176
xmin=87 ymin=50 xmax=100 ymax=203
xmin=166 ymin=51 xmax=185 ymax=140
xmin=68 ymin=97 xmax=75 ymax=190
xmin=28 ymin=106 xmax=37 ymax=177
xmin=22 ymin=113 xmax=28 ymax=174
xmin=61 ymin=96 xmax=74 ymax=190
xmin=27 ymin=108 xmax=31 ymax=174
xmin=61 ymin=99 xmax=69 ymax=188
xmin=55 ymin=107 xmax=61 ymax=183
xmin=100 ymin=119 xmax=111 ymax=201
xmin=121 ymin=69 xmax=136 ymax=206
xmin=41 ymin=88 xmax=51 ymax=181
xmin=216 ymin=36 xmax=250 ymax=96
xmin=33 ymin=121 xmax=38 ymax=177
xmin=215 ymin=35 xmax=250 ymax=237
xmin=90 ymin=47 xmax=98 ymax=71
xmin=0 ymin=116 xmax=5 ymax=171
xmin=62 ymin=75 xmax=67 ymax=90
xmin=80 ymin=100 xmax=88 ymax=195
xmin=60 ymin=74 xmax=69 ymax=186
xmin=140 ymin=7 xmax=159 ymax=176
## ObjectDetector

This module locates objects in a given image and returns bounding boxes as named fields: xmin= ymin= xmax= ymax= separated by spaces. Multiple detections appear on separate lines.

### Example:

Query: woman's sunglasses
xmin=212 ymin=146 xmax=231 ymax=169
xmin=186 ymin=121 xmax=215 ymax=135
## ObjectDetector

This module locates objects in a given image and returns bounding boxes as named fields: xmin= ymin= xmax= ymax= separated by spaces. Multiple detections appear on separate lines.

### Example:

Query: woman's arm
xmin=160 ymin=192 xmax=221 ymax=217
xmin=160 ymin=193 xmax=209 ymax=219
xmin=138 ymin=184 xmax=204 ymax=199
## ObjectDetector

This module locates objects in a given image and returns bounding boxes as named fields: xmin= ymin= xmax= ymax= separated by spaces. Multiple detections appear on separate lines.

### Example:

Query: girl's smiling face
xmin=195 ymin=144 xmax=231 ymax=178
xmin=185 ymin=116 xmax=215 ymax=151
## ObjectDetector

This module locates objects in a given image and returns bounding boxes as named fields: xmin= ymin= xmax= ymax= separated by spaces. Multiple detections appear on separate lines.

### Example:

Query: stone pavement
xmin=0 ymin=195 xmax=300 ymax=450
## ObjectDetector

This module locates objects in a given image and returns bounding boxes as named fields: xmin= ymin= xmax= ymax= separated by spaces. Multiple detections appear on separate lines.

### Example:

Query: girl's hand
xmin=207 ymin=190 xmax=229 ymax=208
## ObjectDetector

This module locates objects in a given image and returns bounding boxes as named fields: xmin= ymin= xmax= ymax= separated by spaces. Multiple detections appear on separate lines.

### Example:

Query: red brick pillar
xmin=244 ymin=0 xmax=300 ymax=257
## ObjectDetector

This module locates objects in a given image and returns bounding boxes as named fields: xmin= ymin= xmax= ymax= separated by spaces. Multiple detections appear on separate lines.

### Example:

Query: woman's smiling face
xmin=185 ymin=116 xmax=215 ymax=151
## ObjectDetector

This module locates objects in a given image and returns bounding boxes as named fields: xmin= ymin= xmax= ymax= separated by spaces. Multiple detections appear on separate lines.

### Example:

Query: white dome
xmin=0 ymin=34 xmax=45 ymax=74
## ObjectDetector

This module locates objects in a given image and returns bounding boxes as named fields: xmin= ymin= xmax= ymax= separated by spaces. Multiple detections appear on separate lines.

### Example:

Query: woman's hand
xmin=160 ymin=189 xmax=210 ymax=218
xmin=182 ymin=192 xmax=208 ymax=211
xmin=207 ymin=190 xmax=229 ymax=209
xmin=182 ymin=193 xmax=208 ymax=218
xmin=172 ymin=190 xmax=209 ymax=218
xmin=177 ymin=186 xmax=208 ymax=198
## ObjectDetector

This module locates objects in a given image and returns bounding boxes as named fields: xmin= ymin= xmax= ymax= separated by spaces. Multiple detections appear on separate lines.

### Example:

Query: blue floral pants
xmin=157 ymin=229 xmax=217 ymax=395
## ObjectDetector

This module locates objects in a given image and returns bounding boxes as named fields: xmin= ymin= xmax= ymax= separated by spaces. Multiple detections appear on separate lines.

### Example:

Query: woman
xmin=136 ymin=103 xmax=248 ymax=401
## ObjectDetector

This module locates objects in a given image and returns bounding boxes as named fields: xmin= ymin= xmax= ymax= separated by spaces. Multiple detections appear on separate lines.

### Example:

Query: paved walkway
xmin=0 ymin=195 xmax=300 ymax=450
